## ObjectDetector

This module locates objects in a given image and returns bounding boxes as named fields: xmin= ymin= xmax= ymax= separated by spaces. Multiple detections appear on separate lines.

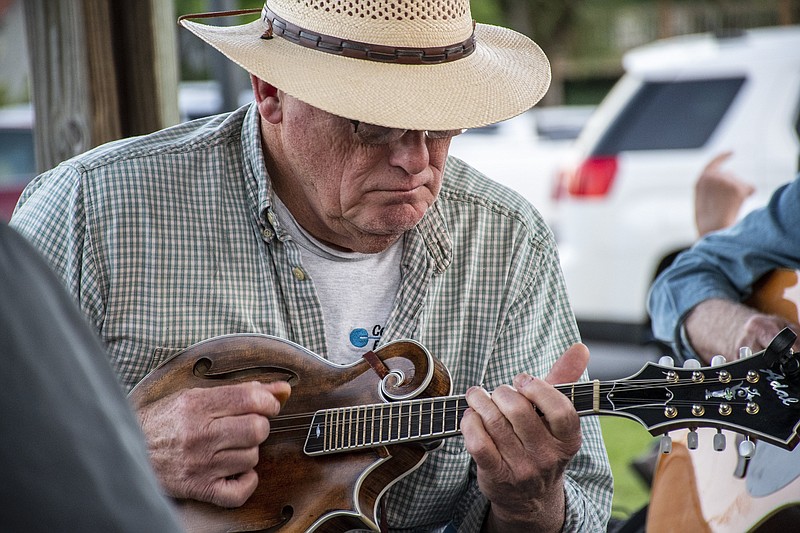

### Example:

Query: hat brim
xmin=181 ymin=17 xmax=551 ymax=131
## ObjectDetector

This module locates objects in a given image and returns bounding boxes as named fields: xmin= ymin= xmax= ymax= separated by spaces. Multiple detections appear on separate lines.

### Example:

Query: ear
xmin=251 ymin=75 xmax=282 ymax=124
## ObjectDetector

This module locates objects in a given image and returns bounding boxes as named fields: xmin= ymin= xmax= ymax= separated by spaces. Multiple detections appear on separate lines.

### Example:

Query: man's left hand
xmin=461 ymin=343 xmax=588 ymax=532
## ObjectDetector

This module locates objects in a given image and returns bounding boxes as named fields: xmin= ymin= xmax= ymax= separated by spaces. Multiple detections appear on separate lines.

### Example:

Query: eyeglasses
xmin=350 ymin=120 xmax=465 ymax=145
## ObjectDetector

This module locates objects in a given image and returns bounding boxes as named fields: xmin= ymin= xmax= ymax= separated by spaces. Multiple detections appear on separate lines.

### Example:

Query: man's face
xmin=260 ymin=92 xmax=451 ymax=254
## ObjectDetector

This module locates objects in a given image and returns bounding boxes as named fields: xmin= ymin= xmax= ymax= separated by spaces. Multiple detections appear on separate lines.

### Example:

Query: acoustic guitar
xmin=130 ymin=332 xmax=800 ymax=533
xmin=647 ymin=269 xmax=800 ymax=533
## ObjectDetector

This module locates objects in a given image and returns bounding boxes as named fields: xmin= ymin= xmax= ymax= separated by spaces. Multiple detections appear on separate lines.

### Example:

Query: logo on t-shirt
xmin=349 ymin=324 xmax=385 ymax=349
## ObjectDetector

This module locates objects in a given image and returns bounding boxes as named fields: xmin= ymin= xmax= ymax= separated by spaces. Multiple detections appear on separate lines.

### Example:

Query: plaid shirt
xmin=11 ymin=104 xmax=612 ymax=532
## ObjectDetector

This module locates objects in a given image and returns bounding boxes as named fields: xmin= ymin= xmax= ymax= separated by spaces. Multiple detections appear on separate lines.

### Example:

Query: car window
xmin=592 ymin=77 xmax=745 ymax=154
xmin=0 ymin=129 xmax=35 ymax=186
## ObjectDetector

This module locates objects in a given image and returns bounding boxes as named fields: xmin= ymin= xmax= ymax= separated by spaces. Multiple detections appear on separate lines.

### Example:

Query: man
xmin=650 ymin=170 xmax=800 ymax=363
xmin=0 ymin=222 xmax=184 ymax=532
xmin=11 ymin=1 xmax=612 ymax=531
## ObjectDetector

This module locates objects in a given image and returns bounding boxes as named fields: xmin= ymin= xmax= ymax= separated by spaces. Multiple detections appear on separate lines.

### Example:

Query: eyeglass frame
xmin=349 ymin=120 xmax=466 ymax=145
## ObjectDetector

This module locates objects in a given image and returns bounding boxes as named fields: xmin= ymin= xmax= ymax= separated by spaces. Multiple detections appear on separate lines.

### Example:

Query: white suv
xmin=553 ymin=26 xmax=800 ymax=343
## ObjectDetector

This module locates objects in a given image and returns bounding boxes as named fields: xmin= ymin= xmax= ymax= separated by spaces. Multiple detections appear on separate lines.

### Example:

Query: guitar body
xmin=649 ymin=429 xmax=800 ymax=532
xmin=129 ymin=334 xmax=452 ymax=533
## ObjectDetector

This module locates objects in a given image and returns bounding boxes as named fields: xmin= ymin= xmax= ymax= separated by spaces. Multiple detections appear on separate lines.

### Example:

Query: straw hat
xmin=180 ymin=0 xmax=551 ymax=131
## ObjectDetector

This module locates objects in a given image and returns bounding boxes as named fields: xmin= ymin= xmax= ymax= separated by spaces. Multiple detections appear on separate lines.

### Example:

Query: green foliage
xmin=470 ymin=0 xmax=504 ymax=25
xmin=600 ymin=417 xmax=655 ymax=520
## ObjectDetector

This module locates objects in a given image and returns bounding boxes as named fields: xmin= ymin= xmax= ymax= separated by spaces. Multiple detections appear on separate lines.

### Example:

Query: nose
xmin=387 ymin=131 xmax=430 ymax=175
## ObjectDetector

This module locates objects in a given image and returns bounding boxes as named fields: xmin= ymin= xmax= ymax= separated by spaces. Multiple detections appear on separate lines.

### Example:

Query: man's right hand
xmin=137 ymin=380 xmax=291 ymax=507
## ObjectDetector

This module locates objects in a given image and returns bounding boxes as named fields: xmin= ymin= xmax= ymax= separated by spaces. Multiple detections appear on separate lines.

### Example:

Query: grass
xmin=600 ymin=416 xmax=656 ymax=521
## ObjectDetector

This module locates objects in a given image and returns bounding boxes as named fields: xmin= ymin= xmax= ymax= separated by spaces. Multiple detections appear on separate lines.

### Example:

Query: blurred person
xmin=0 ymin=222 xmax=184 ymax=532
xmin=9 ymin=1 xmax=612 ymax=531
xmin=650 ymin=164 xmax=800 ymax=363
xmin=645 ymin=157 xmax=800 ymax=533
xmin=694 ymin=151 xmax=754 ymax=237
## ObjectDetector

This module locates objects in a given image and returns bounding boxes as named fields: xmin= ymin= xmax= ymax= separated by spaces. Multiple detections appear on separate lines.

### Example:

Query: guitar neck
xmin=304 ymin=381 xmax=602 ymax=455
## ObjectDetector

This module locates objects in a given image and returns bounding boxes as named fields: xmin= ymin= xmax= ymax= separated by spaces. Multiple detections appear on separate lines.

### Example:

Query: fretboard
xmin=304 ymin=380 xmax=601 ymax=455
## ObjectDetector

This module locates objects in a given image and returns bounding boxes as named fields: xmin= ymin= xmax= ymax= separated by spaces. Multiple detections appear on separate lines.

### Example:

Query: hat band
xmin=261 ymin=6 xmax=476 ymax=65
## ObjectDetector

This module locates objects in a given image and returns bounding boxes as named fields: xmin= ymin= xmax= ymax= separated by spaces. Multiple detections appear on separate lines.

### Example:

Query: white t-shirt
xmin=272 ymin=196 xmax=402 ymax=364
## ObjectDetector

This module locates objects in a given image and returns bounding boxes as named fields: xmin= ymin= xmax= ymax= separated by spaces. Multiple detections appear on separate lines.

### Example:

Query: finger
xmin=514 ymin=376 xmax=580 ymax=444
xmin=208 ymin=412 xmax=271 ymax=450
xmin=197 ymin=381 xmax=291 ymax=418
xmin=462 ymin=387 xmax=504 ymax=466
xmin=488 ymin=384 xmax=544 ymax=451
xmin=510 ymin=374 xmax=580 ymax=443
xmin=544 ymin=343 xmax=589 ymax=385
xmin=703 ymin=151 xmax=733 ymax=173
xmin=205 ymin=469 xmax=260 ymax=508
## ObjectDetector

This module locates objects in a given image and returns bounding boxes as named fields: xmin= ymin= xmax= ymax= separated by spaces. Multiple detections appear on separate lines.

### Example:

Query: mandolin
xmin=130 ymin=333 xmax=800 ymax=533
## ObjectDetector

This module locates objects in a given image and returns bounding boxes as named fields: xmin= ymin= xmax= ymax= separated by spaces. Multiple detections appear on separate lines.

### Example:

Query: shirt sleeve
xmin=10 ymin=161 xmax=106 ymax=329
xmin=648 ymin=174 xmax=800 ymax=360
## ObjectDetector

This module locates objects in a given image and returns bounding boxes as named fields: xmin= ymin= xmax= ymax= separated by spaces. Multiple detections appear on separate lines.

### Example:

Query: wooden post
xmin=23 ymin=0 xmax=178 ymax=173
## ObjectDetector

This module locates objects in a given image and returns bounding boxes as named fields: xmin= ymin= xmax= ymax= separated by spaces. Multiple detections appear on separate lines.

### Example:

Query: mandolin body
xmin=129 ymin=334 xmax=452 ymax=533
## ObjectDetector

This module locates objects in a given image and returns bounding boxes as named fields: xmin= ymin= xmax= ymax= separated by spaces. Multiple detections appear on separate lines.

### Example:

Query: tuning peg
xmin=711 ymin=355 xmax=727 ymax=367
xmin=683 ymin=359 xmax=701 ymax=369
xmin=658 ymin=355 xmax=675 ymax=367
xmin=713 ymin=430 xmax=726 ymax=451
xmin=659 ymin=434 xmax=672 ymax=454
xmin=738 ymin=437 xmax=756 ymax=459
xmin=687 ymin=429 xmax=699 ymax=450
xmin=739 ymin=346 xmax=753 ymax=359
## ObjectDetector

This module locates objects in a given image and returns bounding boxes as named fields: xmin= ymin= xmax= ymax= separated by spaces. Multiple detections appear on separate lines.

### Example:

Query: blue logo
xmin=349 ymin=326 xmax=383 ymax=348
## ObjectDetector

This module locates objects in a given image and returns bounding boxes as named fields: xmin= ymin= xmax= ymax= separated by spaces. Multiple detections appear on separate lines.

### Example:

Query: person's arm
xmin=11 ymin=163 xmax=293 ymax=508
xmin=649 ymin=175 xmax=800 ymax=361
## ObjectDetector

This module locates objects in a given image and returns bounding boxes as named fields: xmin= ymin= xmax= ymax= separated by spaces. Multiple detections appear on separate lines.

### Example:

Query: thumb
xmin=545 ymin=343 xmax=590 ymax=385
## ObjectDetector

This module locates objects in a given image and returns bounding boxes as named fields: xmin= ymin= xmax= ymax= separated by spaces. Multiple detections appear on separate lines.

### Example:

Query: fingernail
xmin=515 ymin=373 xmax=533 ymax=389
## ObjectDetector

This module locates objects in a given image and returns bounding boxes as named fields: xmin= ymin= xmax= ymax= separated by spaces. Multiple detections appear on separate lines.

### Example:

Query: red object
xmin=566 ymin=156 xmax=618 ymax=197
xmin=0 ymin=185 xmax=24 ymax=221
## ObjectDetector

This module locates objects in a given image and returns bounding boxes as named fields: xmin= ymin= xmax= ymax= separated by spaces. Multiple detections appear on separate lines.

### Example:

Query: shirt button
xmin=292 ymin=266 xmax=306 ymax=280
xmin=261 ymin=227 xmax=273 ymax=240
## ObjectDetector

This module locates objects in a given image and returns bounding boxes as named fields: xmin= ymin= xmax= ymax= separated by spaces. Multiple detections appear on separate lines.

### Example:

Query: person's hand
xmin=694 ymin=151 xmax=754 ymax=236
xmin=461 ymin=344 xmax=587 ymax=532
xmin=138 ymin=380 xmax=291 ymax=507
xmin=684 ymin=299 xmax=800 ymax=362
xmin=734 ymin=312 xmax=800 ymax=356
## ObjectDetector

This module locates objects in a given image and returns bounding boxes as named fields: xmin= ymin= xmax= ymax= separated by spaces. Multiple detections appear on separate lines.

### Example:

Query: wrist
xmin=483 ymin=486 xmax=565 ymax=533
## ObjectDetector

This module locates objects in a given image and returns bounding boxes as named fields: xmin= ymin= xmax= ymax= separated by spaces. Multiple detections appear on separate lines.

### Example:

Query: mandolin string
xmin=265 ymin=376 xmax=756 ymax=423
xmin=264 ymin=376 xmax=762 ymax=440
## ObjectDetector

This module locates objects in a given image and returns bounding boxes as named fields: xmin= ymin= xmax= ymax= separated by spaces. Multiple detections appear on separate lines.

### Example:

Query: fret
xmin=389 ymin=403 xmax=398 ymax=441
xmin=420 ymin=399 xmax=432 ymax=438
xmin=444 ymin=398 xmax=459 ymax=433
xmin=337 ymin=408 xmax=345 ymax=450
xmin=410 ymin=401 xmax=421 ymax=438
xmin=431 ymin=399 xmax=444 ymax=434
xmin=399 ymin=402 xmax=409 ymax=440
xmin=379 ymin=403 xmax=387 ymax=443
xmin=363 ymin=405 xmax=372 ymax=446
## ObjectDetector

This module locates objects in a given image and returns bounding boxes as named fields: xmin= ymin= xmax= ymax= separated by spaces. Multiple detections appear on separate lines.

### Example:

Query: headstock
xmin=599 ymin=329 xmax=800 ymax=451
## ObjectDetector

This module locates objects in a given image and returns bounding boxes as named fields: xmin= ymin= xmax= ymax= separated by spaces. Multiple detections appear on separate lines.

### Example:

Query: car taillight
xmin=565 ymin=156 xmax=618 ymax=197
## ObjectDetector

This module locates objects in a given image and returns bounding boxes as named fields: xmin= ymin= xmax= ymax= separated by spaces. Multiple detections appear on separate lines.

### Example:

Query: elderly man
xmin=11 ymin=1 xmax=612 ymax=531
